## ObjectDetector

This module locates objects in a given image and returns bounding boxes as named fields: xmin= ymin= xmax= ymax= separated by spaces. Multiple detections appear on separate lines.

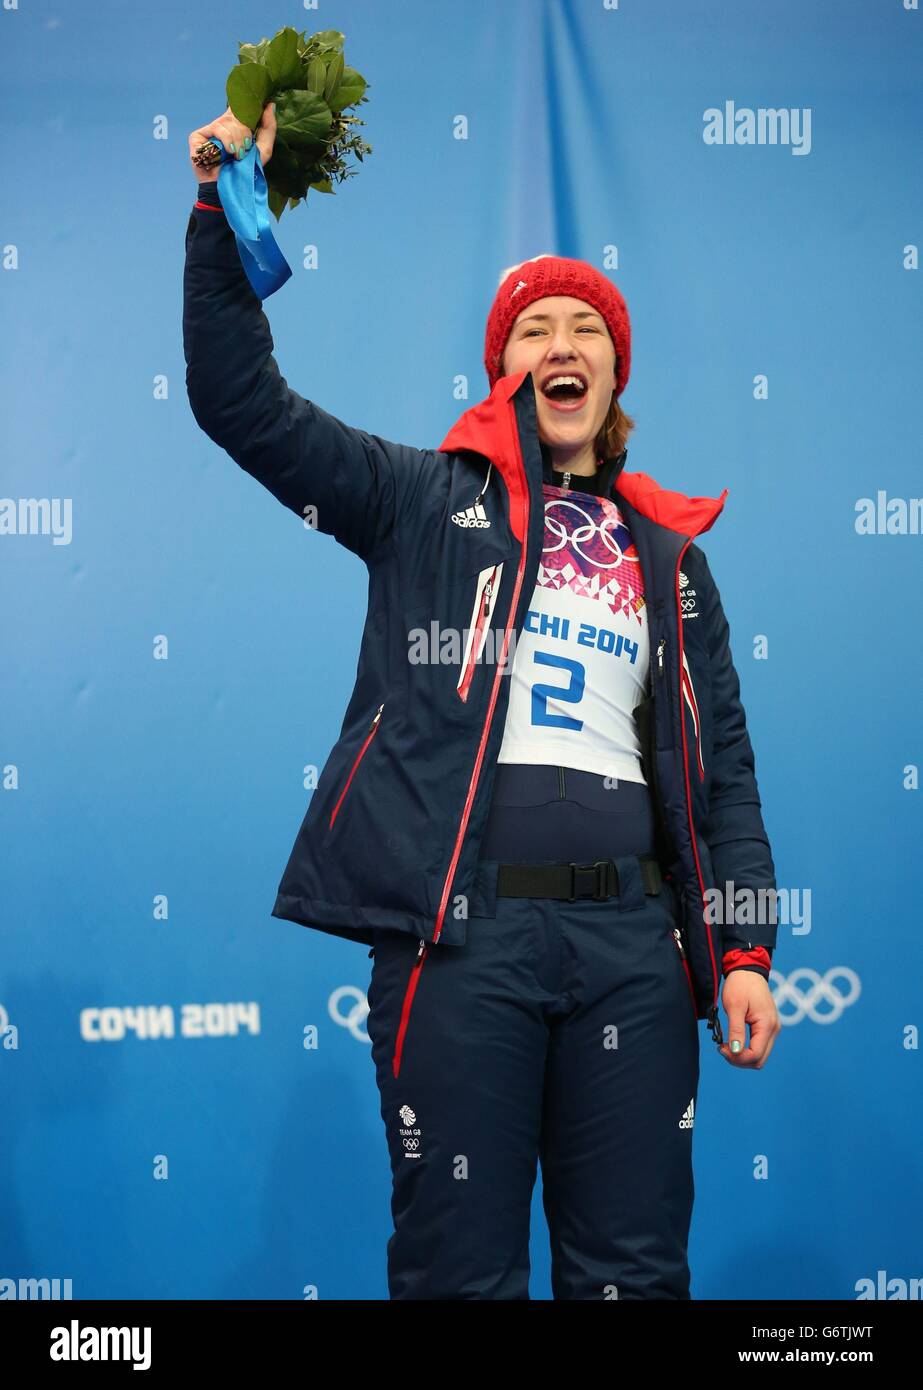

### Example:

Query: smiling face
xmin=500 ymin=295 xmax=618 ymax=471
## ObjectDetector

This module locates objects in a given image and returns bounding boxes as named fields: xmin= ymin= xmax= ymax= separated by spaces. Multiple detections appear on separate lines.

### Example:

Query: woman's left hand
xmin=717 ymin=972 xmax=781 ymax=1067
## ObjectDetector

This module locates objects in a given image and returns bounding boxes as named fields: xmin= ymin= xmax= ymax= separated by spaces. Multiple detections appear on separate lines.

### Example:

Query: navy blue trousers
xmin=367 ymin=765 xmax=700 ymax=1300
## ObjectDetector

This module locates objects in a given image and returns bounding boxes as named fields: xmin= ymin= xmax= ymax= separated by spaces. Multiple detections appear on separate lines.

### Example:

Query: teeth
xmin=543 ymin=375 xmax=587 ymax=394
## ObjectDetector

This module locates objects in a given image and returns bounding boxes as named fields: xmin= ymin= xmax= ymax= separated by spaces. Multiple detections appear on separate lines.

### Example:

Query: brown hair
xmin=595 ymin=390 xmax=635 ymax=461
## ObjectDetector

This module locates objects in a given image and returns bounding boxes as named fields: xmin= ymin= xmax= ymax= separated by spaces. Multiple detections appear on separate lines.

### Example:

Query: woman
xmin=185 ymin=103 xmax=781 ymax=1300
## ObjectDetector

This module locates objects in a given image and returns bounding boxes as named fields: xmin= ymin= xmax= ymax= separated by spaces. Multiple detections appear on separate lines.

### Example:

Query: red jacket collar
xmin=439 ymin=369 xmax=729 ymax=539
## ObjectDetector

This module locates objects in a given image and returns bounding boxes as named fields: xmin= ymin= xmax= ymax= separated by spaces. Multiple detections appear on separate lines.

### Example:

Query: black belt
xmin=496 ymin=855 xmax=663 ymax=902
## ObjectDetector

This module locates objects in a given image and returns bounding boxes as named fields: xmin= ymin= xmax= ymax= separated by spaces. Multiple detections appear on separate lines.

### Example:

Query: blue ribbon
xmin=208 ymin=136 xmax=292 ymax=299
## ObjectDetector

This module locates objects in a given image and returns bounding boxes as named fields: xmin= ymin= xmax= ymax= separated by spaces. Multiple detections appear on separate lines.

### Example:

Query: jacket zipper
xmin=328 ymin=702 xmax=384 ymax=830
xmin=654 ymin=642 xmax=697 ymax=1019
xmin=434 ymin=425 xmax=530 ymax=946
xmin=670 ymin=925 xmax=699 ymax=1018
xmin=681 ymin=649 xmax=706 ymax=782
xmin=673 ymin=543 xmax=723 ymax=1045
xmin=391 ymin=406 xmax=532 ymax=1080
xmin=456 ymin=562 xmax=503 ymax=703
xmin=647 ymin=637 xmax=678 ymax=865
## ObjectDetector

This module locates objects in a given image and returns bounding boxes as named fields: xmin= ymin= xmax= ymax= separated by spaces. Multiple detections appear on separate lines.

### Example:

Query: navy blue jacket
xmin=183 ymin=184 xmax=778 ymax=1046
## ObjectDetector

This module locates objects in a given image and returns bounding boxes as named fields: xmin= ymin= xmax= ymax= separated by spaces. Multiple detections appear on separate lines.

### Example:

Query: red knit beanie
xmin=484 ymin=254 xmax=631 ymax=396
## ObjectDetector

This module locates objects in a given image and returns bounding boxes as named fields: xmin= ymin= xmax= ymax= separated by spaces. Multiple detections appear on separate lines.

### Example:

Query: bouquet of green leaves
xmin=224 ymin=26 xmax=371 ymax=221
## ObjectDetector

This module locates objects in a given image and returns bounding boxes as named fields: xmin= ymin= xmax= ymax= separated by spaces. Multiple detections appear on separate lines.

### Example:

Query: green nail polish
xmin=229 ymin=141 xmax=236 ymax=152
xmin=244 ymin=136 xmax=252 ymax=148
xmin=730 ymin=1040 xmax=742 ymax=1054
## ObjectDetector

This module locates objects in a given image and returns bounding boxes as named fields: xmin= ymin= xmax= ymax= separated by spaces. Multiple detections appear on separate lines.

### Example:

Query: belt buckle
xmin=568 ymin=859 xmax=610 ymax=901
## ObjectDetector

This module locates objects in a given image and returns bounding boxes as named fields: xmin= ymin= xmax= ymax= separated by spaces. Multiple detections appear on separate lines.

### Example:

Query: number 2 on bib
xmin=530 ymin=650 xmax=585 ymax=731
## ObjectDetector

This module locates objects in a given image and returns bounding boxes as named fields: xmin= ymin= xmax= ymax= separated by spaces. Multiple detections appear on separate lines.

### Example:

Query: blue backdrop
xmin=2 ymin=0 xmax=921 ymax=1301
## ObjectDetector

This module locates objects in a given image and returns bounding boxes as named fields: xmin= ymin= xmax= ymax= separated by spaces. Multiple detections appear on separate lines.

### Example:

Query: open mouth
xmin=541 ymin=374 xmax=589 ymax=411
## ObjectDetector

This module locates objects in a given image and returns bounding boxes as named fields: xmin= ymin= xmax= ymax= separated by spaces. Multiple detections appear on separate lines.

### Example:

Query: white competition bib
xmin=496 ymin=482 xmax=650 ymax=783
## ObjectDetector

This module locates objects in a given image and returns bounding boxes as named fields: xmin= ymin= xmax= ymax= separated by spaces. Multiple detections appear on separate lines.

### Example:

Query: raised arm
xmin=183 ymin=104 xmax=428 ymax=564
